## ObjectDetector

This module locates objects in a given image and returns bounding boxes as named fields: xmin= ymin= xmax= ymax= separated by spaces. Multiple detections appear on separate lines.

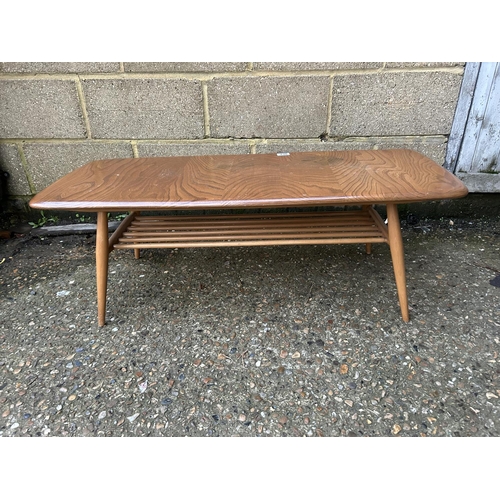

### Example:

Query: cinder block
xmin=208 ymin=76 xmax=330 ymax=139
xmin=330 ymin=72 xmax=462 ymax=136
xmin=371 ymin=139 xmax=447 ymax=165
xmin=253 ymin=62 xmax=382 ymax=71
xmin=124 ymin=62 xmax=247 ymax=72
xmin=255 ymin=138 xmax=447 ymax=165
xmin=0 ymin=143 xmax=31 ymax=195
xmin=23 ymin=142 xmax=133 ymax=191
xmin=0 ymin=62 xmax=120 ymax=73
xmin=0 ymin=80 xmax=86 ymax=139
xmin=83 ymin=78 xmax=204 ymax=139
xmin=138 ymin=141 xmax=250 ymax=157
xmin=255 ymin=139 xmax=377 ymax=154
xmin=385 ymin=62 xmax=464 ymax=68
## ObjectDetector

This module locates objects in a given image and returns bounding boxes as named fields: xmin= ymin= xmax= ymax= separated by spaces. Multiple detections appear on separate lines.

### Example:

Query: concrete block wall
xmin=0 ymin=62 xmax=464 ymax=208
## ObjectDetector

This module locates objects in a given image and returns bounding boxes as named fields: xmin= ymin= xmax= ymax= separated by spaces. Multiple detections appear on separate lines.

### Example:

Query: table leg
xmin=362 ymin=205 xmax=372 ymax=255
xmin=96 ymin=211 xmax=109 ymax=327
xmin=134 ymin=211 xmax=141 ymax=259
xmin=386 ymin=203 xmax=409 ymax=322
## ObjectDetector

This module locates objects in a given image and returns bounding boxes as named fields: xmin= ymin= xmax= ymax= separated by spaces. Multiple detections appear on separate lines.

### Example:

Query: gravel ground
xmin=1 ymin=215 xmax=499 ymax=437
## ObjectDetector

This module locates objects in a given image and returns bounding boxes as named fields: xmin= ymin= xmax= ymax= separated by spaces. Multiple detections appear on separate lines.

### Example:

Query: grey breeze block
xmin=207 ymin=76 xmax=331 ymax=139
xmin=330 ymin=72 xmax=463 ymax=136
xmin=0 ymin=79 xmax=86 ymax=139
xmin=23 ymin=142 xmax=134 ymax=192
xmin=82 ymin=78 xmax=205 ymax=140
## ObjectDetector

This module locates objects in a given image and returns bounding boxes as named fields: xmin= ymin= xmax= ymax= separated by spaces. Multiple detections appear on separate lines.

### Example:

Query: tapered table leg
xmin=96 ymin=211 xmax=109 ymax=327
xmin=134 ymin=211 xmax=141 ymax=259
xmin=386 ymin=203 xmax=409 ymax=322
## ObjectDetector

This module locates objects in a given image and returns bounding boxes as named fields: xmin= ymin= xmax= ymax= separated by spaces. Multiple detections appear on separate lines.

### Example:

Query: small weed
xmin=108 ymin=213 xmax=129 ymax=221
xmin=29 ymin=211 xmax=59 ymax=229
xmin=74 ymin=213 xmax=92 ymax=223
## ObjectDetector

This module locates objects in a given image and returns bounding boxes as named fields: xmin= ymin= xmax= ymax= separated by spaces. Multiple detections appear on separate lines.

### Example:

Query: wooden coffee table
xmin=29 ymin=149 xmax=468 ymax=326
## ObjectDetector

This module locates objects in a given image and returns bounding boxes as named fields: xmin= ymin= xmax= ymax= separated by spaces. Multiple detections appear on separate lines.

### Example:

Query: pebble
xmin=292 ymin=352 xmax=301 ymax=359
xmin=127 ymin=413 xmax=140 ymax=422
xmin=68 ymin=395 xmax=77 ymax=401
xmin=392 ymin=424 xmax=402 ymax=435
xmin=56 ymin=290 xmax=70 ymax=297
xmin=98 ymin=411 xmax=106 ymax=419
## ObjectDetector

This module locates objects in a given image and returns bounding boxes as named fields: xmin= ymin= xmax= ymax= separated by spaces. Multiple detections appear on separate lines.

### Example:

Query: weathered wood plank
xmin=31 ymin=221 xmax=120 ymax=236
xmin=456 ymin=62 xmax=498 ymax=173
xmin=444 ymin=62 xmax=480 ymax=172
xmin=470 ymin=63 xmax=500 ymax=173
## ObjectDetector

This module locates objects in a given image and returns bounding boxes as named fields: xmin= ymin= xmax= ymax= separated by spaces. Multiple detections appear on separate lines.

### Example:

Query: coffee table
xmin=29 ymin=149 xmax=468 ymax=326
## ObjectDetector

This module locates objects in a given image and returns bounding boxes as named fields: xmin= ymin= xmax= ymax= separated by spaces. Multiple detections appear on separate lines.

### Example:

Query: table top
xmin=29 ymin=149 xmax=468 ymax=212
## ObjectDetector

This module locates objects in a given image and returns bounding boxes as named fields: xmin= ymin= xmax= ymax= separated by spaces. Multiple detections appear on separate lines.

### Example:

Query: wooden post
xmin=386 ymin=203 xmax=409 ymax=322
xmin=96 ymin=211 xmax=109 ymax=327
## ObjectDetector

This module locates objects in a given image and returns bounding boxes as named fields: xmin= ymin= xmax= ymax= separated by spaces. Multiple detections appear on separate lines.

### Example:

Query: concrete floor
xmin=1 ymin=215 xmax=499 ymax=437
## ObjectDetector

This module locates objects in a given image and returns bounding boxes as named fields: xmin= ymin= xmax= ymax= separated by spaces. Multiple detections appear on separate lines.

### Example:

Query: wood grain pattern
xmin=29 ymin=149 xmax=468 ymax=211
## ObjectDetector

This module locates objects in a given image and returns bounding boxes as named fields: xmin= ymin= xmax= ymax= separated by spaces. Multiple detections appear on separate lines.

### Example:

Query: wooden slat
xmin=112 ymin=209 xmax=388 ymax=250
xmin=127 ymin=218 xmax=377 ymax=232
xmin=108 ymin=212 xmax=138 ymax=252
xmin=133 ymin=210 xmax=371 ymax=222
xmin=114 ymin=237 xmax=388 ymax=249
xmin=456 ymin=63 xmax=499 ymax=173
xmin=120 ymin=230 xmax=384 ymax=242
xmin=368 ymin=206 xmax=389 ymax=239
xmin=444 ymin=62 xmax=481 ymax=172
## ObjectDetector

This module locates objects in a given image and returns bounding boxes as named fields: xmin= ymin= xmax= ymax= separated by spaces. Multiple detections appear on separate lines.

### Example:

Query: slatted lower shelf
xmin=111 ymin=208 xmax=388 ymax=249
